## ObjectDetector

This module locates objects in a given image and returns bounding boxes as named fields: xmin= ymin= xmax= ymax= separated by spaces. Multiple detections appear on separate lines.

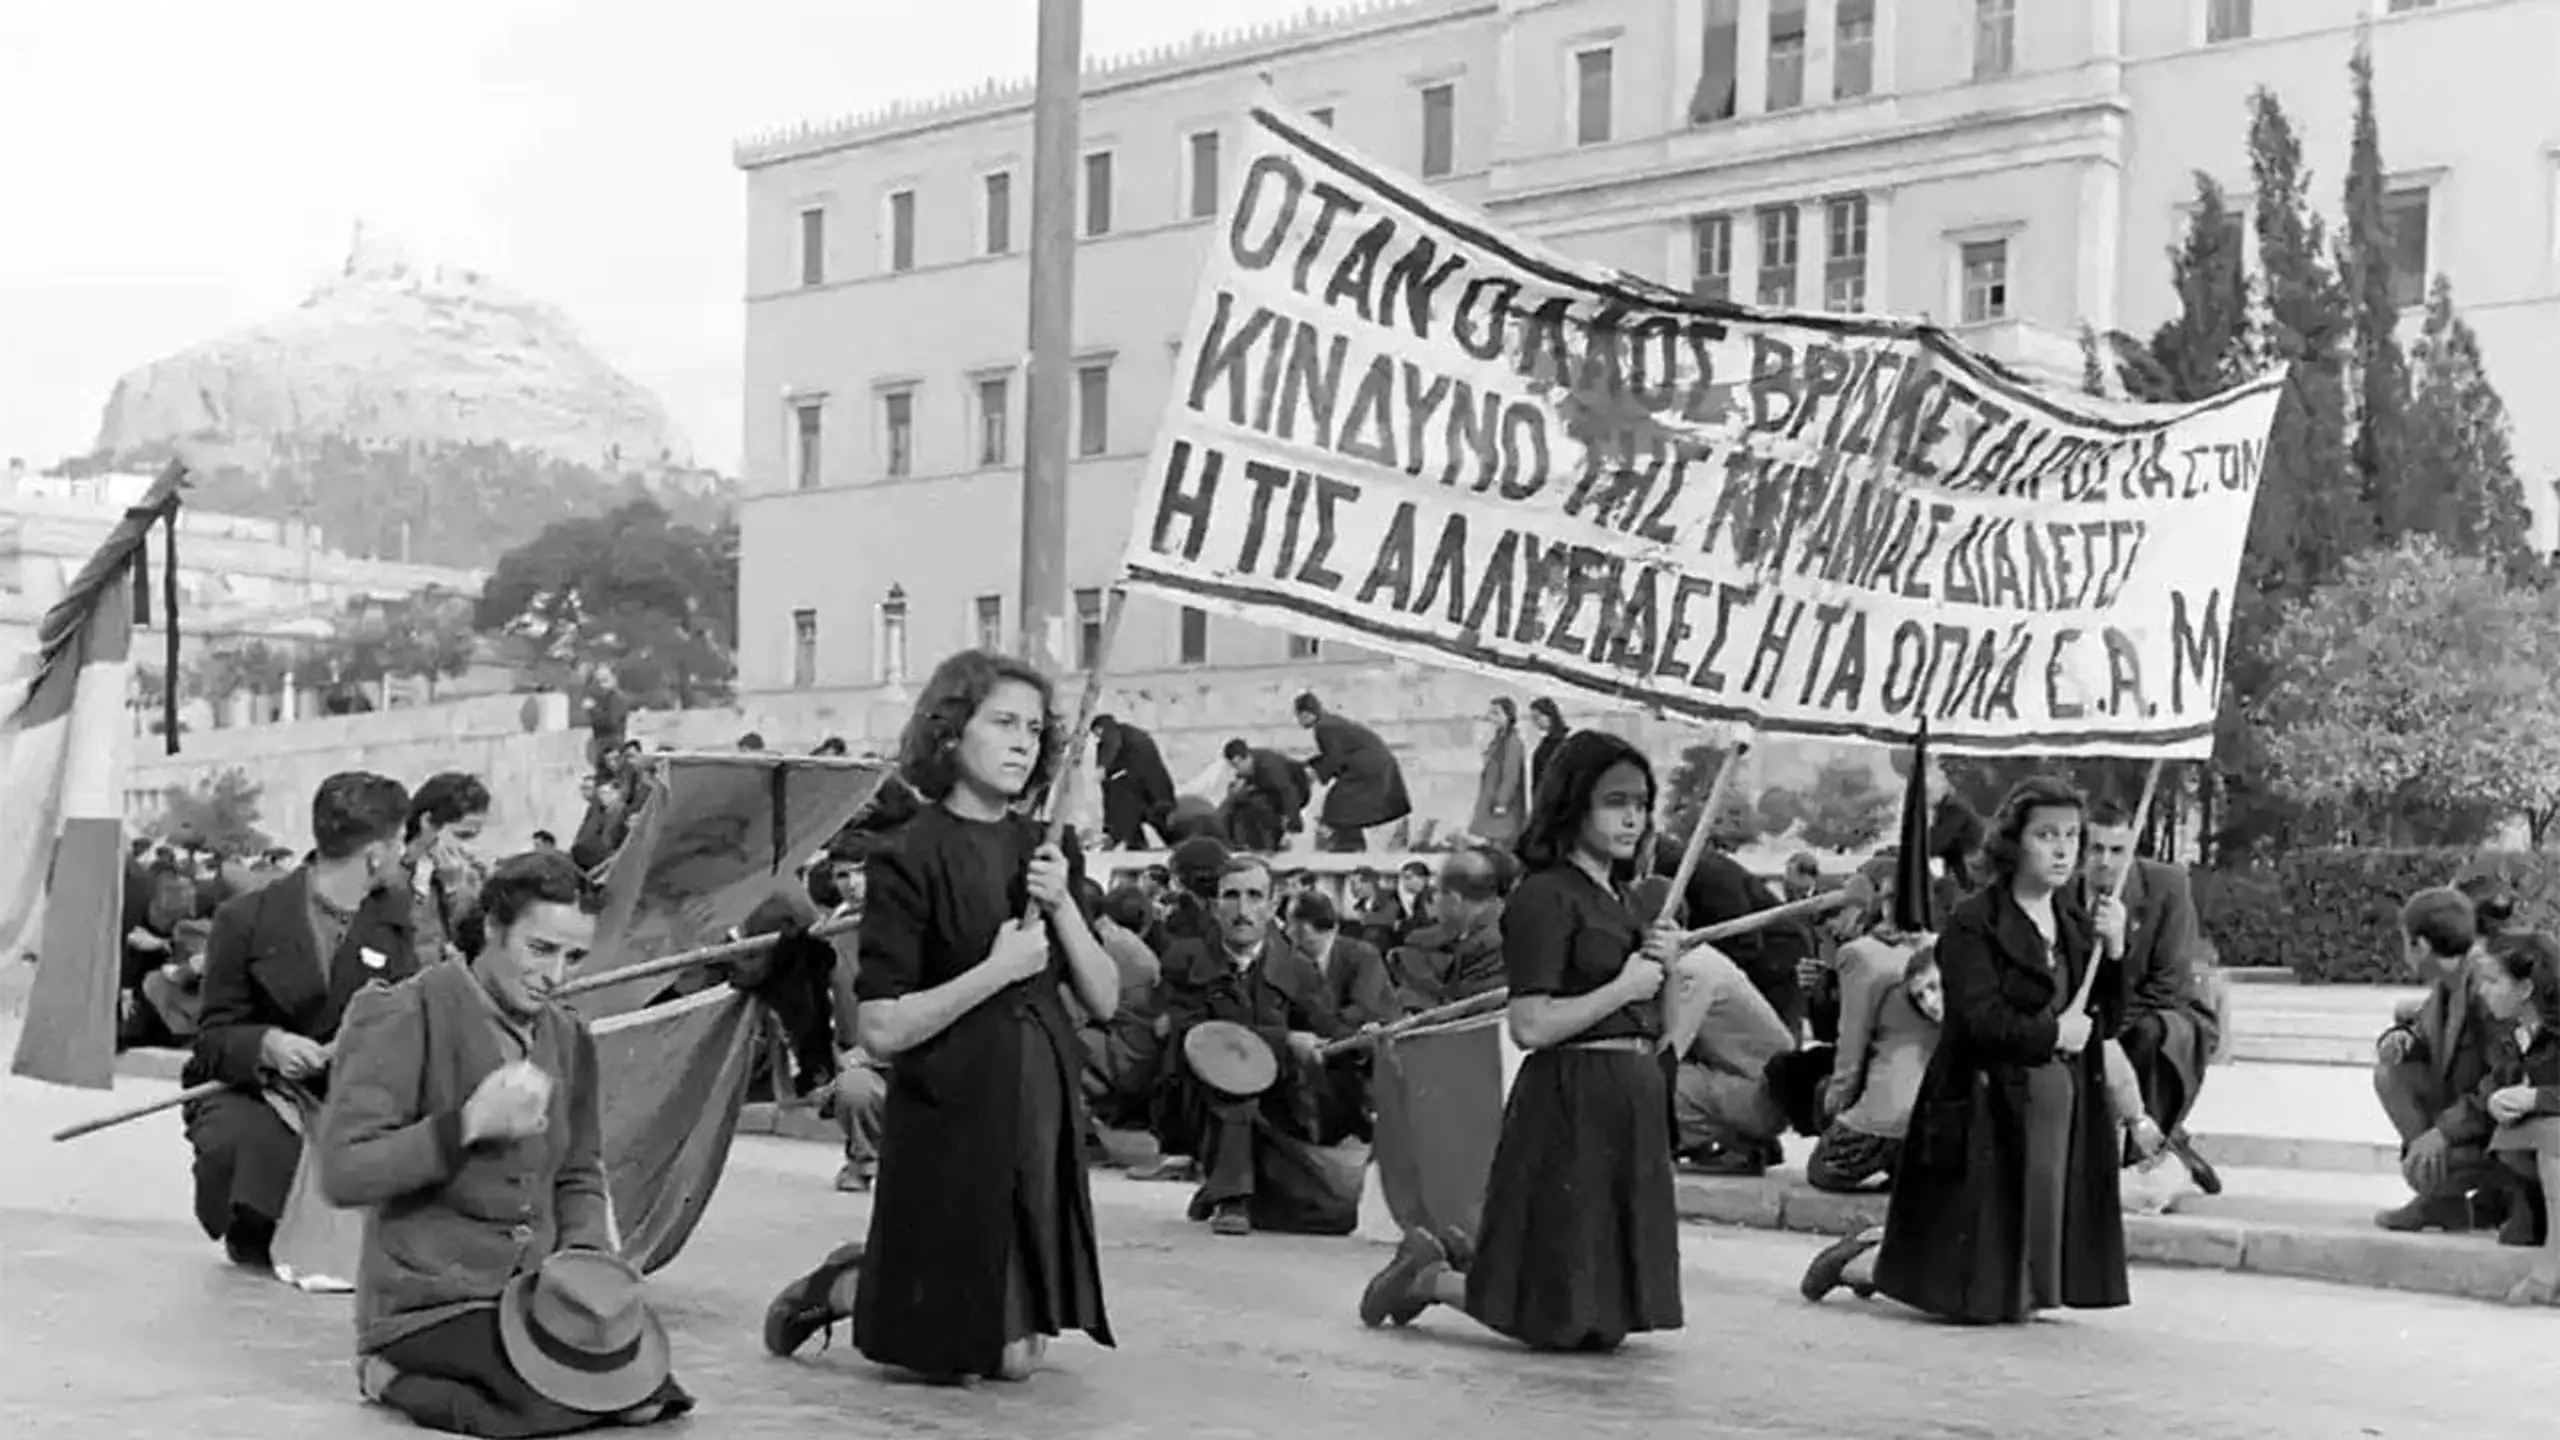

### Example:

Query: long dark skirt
xmin=1003 ymin=1017 xmax=1107 ymax=1343
xmin=1464 ymin=1046 xmax=1683 ymax=1351
xmin=184 ymin=1087 xmax=298 ymax=1240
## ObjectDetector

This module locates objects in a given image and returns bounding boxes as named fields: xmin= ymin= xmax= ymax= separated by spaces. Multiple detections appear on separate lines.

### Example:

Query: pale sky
xmin=0 ymin=0 xmax=1320 ymax=475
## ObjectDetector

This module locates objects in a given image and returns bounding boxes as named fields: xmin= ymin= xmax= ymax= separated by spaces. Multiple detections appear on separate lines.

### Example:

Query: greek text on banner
xmin=1119 ymin=105 xmax=2283 ymax=758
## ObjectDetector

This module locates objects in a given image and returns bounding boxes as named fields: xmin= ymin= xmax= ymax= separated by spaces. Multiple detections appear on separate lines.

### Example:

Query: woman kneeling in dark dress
xmin=1357 ymin=728 xmax=1685 ymax=1351
xmin=1800 ymin=773 xmax=2131 ymax=1323
xmin=848 ymin=649 xmax=1120 ymax=1381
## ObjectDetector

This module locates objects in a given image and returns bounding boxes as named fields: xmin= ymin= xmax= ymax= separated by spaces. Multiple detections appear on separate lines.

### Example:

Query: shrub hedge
xmin=2190 ymin=847 xmax=2560 ymax=984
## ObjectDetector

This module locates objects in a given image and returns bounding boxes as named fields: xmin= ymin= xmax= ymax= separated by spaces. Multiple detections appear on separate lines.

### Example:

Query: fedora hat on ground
xmin=1182 ymin=1018 xmax=1280 ymax=1098
xmin=497 ymin=1250 xmax=671 ymax=1414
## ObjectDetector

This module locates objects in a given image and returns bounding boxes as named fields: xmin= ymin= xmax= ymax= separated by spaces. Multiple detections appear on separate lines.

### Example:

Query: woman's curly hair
xmin=894 ymin=649 xmax=1061 ymax=803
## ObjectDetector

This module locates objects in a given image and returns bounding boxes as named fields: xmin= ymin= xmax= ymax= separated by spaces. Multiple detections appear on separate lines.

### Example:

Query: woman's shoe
xmin=1800 ymin=1227 xmax=1883 ymax=1303
xmin=1359 ymin=1227 xmax=1449 ymax=1328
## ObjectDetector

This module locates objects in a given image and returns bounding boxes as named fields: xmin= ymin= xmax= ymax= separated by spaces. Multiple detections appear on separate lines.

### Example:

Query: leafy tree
xmin=2339 ymin=34 xmax=2412 ymax=544
xmin=2404 ymin=276 xmax=2542 ymax=587
xmin=475 ymin=499 xmax=738 ymax=710
xmin=2256 ymin=537 xmax=2559 ymax=845
xmin=149 ymin=768 xmax=273 ymax=856
xmin=376 ymin=586 xmax=481 ymax=698
xmin=1788 ymin=754 xmax=1899 ymax=853
xmin=1659 ymin=741 xmax=1763 ymax=852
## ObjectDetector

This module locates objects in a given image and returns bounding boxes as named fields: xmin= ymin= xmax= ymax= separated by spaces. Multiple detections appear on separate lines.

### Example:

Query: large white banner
xmin=1119 ymin=104 xmax=2283 ymax=758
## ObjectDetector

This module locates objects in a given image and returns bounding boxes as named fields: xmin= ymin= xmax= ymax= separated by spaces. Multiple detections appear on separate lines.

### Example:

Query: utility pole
xmin=1018 ymin=0 xmax=1082 ymax=677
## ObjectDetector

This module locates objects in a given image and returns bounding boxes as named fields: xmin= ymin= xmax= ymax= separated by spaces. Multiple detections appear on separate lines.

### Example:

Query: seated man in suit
xmin=1155 ymin=856 xmax=1358 ymax=1237
xmin=2077 ymin=801 xmax=2223 ymax=1194
xmin=1275 ymin=891 xmax=1402 ymax=1144
xmin=185 ymin=771 xmax=421 ymax=1271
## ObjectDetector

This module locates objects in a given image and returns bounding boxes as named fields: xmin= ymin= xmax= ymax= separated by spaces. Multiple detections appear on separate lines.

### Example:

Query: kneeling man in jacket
xmin=318 ymin=850 xmax=693 ymax=1437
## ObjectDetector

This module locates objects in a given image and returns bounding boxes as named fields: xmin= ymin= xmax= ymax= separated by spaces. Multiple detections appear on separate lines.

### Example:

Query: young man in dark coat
xmin=1090 ymin=714 xmax=1177 ymax=850
xmin=2373 ymin=886 xmax=2505 ymax=1233
xmin=1218 ymin=739 xmax=1310 ymax=852
xmin=2077 ymin=801 xmax=2223 ymax=1194
xmin=184 ymin=771 xmax=420 ymax=1270
xmin=1292 ymin=693 xmax=1410 ymax=852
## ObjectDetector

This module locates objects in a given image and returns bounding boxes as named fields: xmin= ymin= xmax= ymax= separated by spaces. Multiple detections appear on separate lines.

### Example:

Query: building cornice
xmin=732 ymin=0 xmax=1496 ymax=171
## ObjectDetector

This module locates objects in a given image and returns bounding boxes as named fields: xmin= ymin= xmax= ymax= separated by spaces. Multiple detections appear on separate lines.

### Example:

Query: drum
xmin=1181 ymin=1018 xmax=1279 ymax=1098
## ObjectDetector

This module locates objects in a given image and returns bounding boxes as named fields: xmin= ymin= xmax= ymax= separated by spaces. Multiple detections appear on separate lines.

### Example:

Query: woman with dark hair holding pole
xmin=1356 ymin=728 xmax=1686 ymax=1351
xmin=1800 ymin=772 xmax=2131 ymax=1323
xmin=763 ymin=648 xmax=1118 ymax=1380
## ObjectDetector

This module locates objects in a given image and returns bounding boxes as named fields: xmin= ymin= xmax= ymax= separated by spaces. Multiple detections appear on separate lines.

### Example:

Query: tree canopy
xmin=2256 ymin=537 xmax=2560 ymax=844
xmin=475 ymin=498 xmax=738 ymax=709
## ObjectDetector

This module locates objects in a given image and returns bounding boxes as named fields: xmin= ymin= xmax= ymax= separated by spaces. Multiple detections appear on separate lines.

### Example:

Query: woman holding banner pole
xmin=1799 ymin=773 xmax=2131 ymax=1323
xmin=1357 ymin=729 xmax=1686 ymax=1351
xmin=764 ymin=649 xmax=1117 ymax=1381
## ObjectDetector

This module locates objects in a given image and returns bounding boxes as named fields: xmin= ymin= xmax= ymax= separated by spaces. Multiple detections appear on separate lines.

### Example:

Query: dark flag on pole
xmin=1893 ymin=720 xmax=1935 ymax=934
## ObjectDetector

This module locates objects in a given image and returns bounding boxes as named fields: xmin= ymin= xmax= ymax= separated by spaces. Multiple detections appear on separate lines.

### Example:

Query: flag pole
xmin=1016 ymin=0 xmax=1082 ymax=684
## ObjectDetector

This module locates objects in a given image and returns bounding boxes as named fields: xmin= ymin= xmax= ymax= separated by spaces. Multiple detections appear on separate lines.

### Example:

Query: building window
xmin=1178 ymin=605 xmax=1209 ymax=665
xmin=1288 ymin=635 xmax=1321 ymax=660
xmin=793 ymin=399 xmax=824 ymax=491
xmin=2386 ymin=0 xmax=2435 ymax=11
xmin=1767 ymin=0 xmax=1808 ymax=112
xmin=1836 ymin=0 xmax=1876 ymax=100
xmin=1419 ymin=82 xmax=1456 ymax=179
xmin=983 ymin=172 xmax=1013 ymax=256
xmin=1960 ymin=238 xmax=2011 ymax=322
xmin=877 ymin=585 xmax=910 ymax=686
xmin=1187 ymin=131 xmax=1222 ymax=219
xmin=797 ymin=206 xmax=826 ymax=287
xmin=1690 ymin=0 xmax=1739 ymax=123
xmin=1974 ymin=0 xmax=2016 ymax=80
xmin=1573 ymin=47 xmax=1614 ymax=146
xmin=886 ymin=189 xmax=916 ymax=273
xmin=973 ymin=594 xmax=1005 ymax=652
xmin=1692 ymin=214 xmax=1733 ymax=302
xmin=881 ymin=388 xmax=915 ymax=478
xmin=1824 ymin=196 xmax=1870 ymax=313
xmin=1074 ymin=588 xmax=1104 ymax=670
xmin=1083 ymin=151 xmax=1113 ymax=237
xmin=2383 ymin=187 xmax=2431 ymax=307
xmin=1757 ymin=206 xmax=1800 ymax=308
xmin=1307 ymin=105 xmax=1336 ymax=129
xmin=1076 ymin=362 xmax=1110 ymax=457
xmin=791 ymin=609 xmax=817 ymax=689
xmin=2207 ymin=0 xmax=2252 ymax=42
xmin=975 ymin=374 xmax=1011 ymax=468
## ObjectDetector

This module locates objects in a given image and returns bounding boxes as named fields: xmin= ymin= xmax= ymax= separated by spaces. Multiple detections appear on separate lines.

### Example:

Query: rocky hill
xmin=80 ymin=228 xmax=729 ymax=567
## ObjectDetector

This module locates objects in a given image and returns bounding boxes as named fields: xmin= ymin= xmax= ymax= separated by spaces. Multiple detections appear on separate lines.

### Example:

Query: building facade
xmin=0 ymin=465 xmax=488 ymax=729
xmin=732 ymin=0 xmax=2560 ymax=813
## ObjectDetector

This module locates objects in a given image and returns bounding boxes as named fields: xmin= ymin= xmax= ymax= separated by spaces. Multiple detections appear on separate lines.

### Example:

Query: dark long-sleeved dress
xmin=850 ymin=806 xmax=1112 ymax=1378
xmin=1462 ymin=864 xmax=1682 ymax=1351
xmin=1872 ymin=883 xmax=2129 ymax=1324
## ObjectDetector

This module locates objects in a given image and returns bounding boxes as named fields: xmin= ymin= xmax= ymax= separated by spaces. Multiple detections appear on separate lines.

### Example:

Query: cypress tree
xmin=2340 ymin=32 xmax=2413 ymax=542
xmin=2406 ymin=275 xmax=2542 ymax=586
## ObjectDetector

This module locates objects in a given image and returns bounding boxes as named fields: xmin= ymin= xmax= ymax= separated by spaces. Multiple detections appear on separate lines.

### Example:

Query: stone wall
xmin=125 ymin=660 xmax=1876 ymax=856
xmin=126 ymin=692 xmax=743 ymax=853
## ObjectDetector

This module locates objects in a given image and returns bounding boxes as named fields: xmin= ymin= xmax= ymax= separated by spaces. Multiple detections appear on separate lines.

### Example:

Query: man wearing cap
xmin=318 ymin=849 xmax=691 ymax=1435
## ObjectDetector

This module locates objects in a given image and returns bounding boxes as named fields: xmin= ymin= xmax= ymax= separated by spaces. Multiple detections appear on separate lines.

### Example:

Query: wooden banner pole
xmin=1320 ymin=882 xmax=1850 ymax=1059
